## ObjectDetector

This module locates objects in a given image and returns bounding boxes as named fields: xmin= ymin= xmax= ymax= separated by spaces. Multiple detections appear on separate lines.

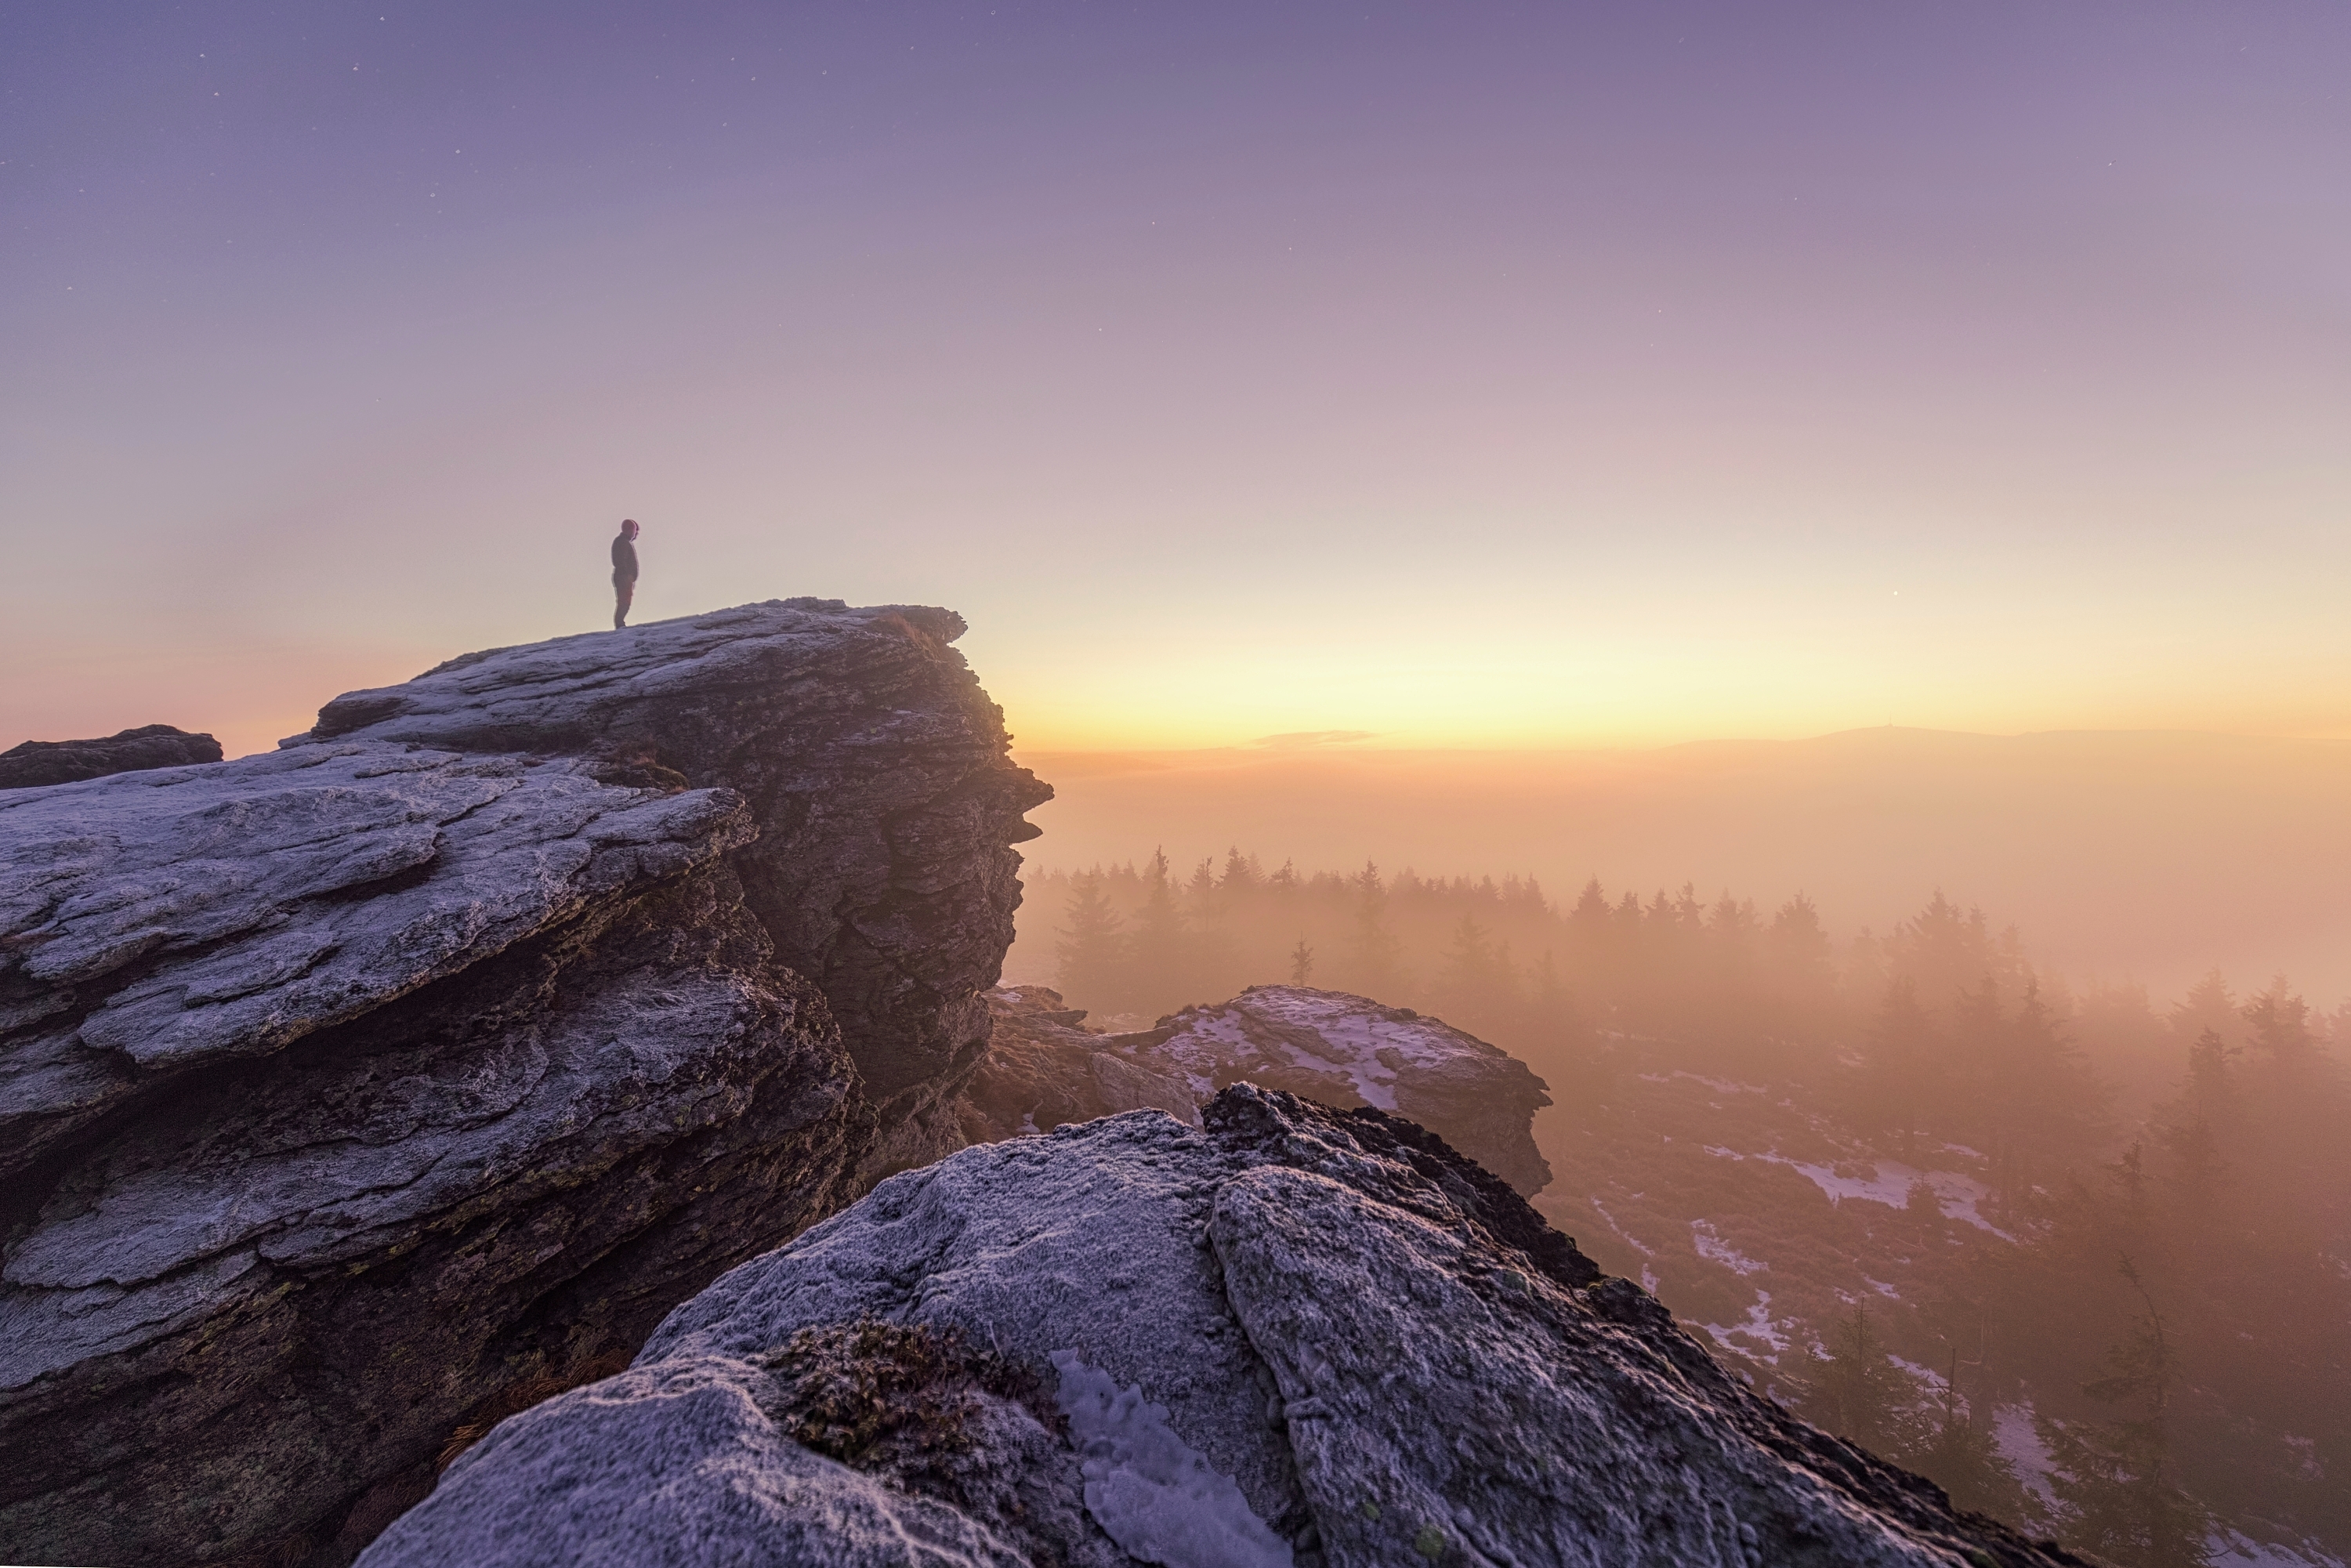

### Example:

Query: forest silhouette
xmin=1010 ymin=853 xmax=2351 ymax=1566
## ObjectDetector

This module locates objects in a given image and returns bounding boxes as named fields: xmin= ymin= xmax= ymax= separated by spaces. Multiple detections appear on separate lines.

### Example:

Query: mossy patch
xmin=761 ymin=1316 xmax=1061 ymax=1504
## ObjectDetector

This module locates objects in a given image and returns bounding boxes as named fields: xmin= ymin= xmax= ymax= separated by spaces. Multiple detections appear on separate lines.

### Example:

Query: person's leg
xmin=613 ymin=579 xmax=633 ymax=628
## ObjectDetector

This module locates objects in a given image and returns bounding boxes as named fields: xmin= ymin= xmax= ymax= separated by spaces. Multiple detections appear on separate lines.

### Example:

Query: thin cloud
xmin=1246 ymin=730 xmax=1378 ymax=750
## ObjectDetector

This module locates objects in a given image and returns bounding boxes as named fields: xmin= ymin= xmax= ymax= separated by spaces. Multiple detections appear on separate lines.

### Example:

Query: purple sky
xmin=6 ymin=2 xmax=2349 ymax=756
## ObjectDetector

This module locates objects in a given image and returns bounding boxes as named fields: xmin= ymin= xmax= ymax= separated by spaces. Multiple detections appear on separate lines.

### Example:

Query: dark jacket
xmin=611 ymin=534 xmax=639 ymax=583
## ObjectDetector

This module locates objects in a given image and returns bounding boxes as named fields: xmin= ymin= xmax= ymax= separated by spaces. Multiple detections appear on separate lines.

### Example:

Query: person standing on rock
xmin=610 ymin=519 xmax=641 ymax=629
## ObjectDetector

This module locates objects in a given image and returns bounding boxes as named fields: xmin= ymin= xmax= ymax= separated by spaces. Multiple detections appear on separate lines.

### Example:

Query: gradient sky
xmin=6 ymin=2 xmax=2349 ymax=757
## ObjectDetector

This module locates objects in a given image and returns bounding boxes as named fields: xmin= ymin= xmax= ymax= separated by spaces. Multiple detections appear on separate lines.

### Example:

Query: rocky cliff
xmin=0 ymin=722 xmax=223 ymax=789
xmin=362 ymin=1085 xmax=2083 ymax=1568
xmin=959 ymin=984 xmax=1552 ymax=1197
xmin=0 ymin=599 xmax=1049 ymax=1566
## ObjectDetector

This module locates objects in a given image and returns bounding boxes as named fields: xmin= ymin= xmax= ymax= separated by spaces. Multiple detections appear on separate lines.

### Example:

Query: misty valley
xmin=1009 ymin=855 xmax=2351 ymax=1568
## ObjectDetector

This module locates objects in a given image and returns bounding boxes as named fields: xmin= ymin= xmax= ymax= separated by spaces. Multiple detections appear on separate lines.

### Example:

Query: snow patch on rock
xmin=1051 ymin=1349 xmax=1292 ymax=1568
xmin=1122 ymin=986 xmax=1553 ymax=1196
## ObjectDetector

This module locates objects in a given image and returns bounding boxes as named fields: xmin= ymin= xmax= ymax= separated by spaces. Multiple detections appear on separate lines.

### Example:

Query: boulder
xmin=0 ymin=722 xmax=223 ymax=789
xmin=0 ymin=600 xmax=1049 ymax=1566
xmin=955 ymin=985 xmax=1199 ymax=1143
xmin=362 ymin=1085 xmax=2085 ymax=1568
xmin=959 ymin=984 xmax=1552 ymax=1197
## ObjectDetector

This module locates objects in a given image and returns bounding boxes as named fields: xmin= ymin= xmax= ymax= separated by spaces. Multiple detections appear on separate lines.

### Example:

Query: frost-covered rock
xmin=0 ymin=600 xmax=1049 ymax=1566
xmin=960 ymin=984 xmax=1552 ymax=1197
xmin=363 ymin=1086 xmax=2083 ymax=1568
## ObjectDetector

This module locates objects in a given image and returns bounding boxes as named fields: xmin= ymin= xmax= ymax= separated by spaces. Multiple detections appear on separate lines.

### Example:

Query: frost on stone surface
xmin=358 ymin=1357 xmax=1041 ymax=1568
xmin=0 ymin=599 xmax=1051 ymax=1568
xmin=1050 ymin=1349 xmax=1293 ymax=1568
xmin=370 ymin=1085 xmax=2084 ymax=1568
xmin=962 ymin=983 xmax=1554 ymax=1199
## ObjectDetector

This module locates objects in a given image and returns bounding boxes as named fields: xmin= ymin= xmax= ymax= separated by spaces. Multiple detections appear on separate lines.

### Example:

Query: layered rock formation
xmin=0 ymin=722 xmax=223 ymax=789
xmin=0 ymin=600 xmax=1049 ymax=1566
xmin=364 ymin=1085 xmax=2081 ymax=1568
xmin=959 ymin=984 xmax=1552 ymax=1197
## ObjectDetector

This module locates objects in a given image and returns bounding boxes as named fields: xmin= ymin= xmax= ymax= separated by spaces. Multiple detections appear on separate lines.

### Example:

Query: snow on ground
xmin=2205 ymin=1530 xmax=2346 ymax=1568
xmin=1639 ymin=1070 xmax=1770 ymax=1096
xmin=1690 ymin=1219 xmax=1766 ymax=1276
xmin=1586 ymin=1197 xmax=1654 ymax=1258
xmin=1702 ymin=1147 xmax=2018 ymax=1241
xmin=1698 ymin=1288 xmax=1791 ymax=1361
xmin=1992 ymin=1403 xmax=2057 ymax=1506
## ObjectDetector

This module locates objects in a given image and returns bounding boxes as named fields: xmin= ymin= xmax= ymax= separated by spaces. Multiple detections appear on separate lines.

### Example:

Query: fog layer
xmin=1015 ymin=727 xmax=2351 ymax=1003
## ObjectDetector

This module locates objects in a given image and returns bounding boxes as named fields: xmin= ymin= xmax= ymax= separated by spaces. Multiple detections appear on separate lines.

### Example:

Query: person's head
xmin=620 ymin=518 xmax=640 ymax=540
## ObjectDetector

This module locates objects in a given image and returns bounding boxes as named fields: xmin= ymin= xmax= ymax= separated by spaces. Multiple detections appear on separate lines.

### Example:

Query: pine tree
xmin=1857 ymin=977 xmax=1937 ymax=1153
xmin=1125 ymin=848 xmax=1190 ymax=1018
xmin=1802 ymin=1302 xmax=1911 ymax=1456
xmin=2166 ymin=971 xmax=2238 ymax=1060
xmin=2038 ymin=1258 xmax=2209 ymax=1567
xmin=1288 ymin=938 xmax=1314 ymax=986
xmin=1886 ymin=890 xmax=1997 ymax=1014
xmin=2241 ymin=979 xmax=2315 ymax=1072
xmin=1902 ymin=1348 xmax=2038 ymax=1527
xmin=2154 ymin=1117 xmax=2226 ymax=1215
xmin=2182 ymin=1027 xmax=2237 ymax=1118
xmin=1437 ymin=914 xmax=1502 ymax=1026
xmin=1762 ymin=893 xmax=1838 ymax=1036
xmin=1184 ymin=853 xmax=1239 ymax=1000
xmin=1053 ymin=871 xmax=1127 ymax=1012
xmin=1962 ymin=976 xmax=2104 ymax=1200
xmin=1568 ymin=876 xmax=1611 ymax=934
xmin=1344 ymin=860 xmax=1404 ymax=999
